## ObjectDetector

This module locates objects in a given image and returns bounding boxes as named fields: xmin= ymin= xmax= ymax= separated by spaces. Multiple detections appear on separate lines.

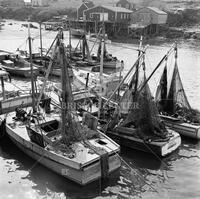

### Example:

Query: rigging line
xmin=104 ymin=144 xmax=159 ymax=193
xmin=27 ymin=144 xmax=51 ymax=172
xmin=32 ymin=29 xmax=53 ymax=40
xmin=69 ymin=104 xmax=159 ymax=193
xmin=145 ymin=55 xmax=161 ymax=95
xmin=108 ymin=43 xmax=139 ymax=51
xmin=138 ymin=44 xmax=175 ymax=94
xmin=104 ymin=45 xmax=149 ymax=107
xmin=15 ymin=38 xmax=29 ymax=52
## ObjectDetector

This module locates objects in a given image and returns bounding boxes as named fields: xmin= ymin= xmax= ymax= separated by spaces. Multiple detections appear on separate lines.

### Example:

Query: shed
xmin=77 ymin=1 xmax=94 ymax=20
xmin=130 ymin=7 xmax=167 ymax=26
xmin=83 ymin=5 xmax=133 ymax=23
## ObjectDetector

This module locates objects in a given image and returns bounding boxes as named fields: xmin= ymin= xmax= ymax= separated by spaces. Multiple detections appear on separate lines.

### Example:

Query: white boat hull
xmin=0 ymin=115 xmax=121 ymax=185
xmin=160 ymin=115 xmax=200 ymax=140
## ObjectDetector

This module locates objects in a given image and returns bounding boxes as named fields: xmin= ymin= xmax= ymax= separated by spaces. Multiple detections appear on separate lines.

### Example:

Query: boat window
xmin=96 ymin=139 xmax=107 ymax=145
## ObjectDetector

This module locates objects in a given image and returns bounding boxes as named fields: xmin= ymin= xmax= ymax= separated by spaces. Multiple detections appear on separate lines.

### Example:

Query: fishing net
xmin=173 ymin=106 xmax=200 ymax=124
xmin=58 ymin=44 xmax=100 ymax=146
xmin=166 ymin=63 xmax=191 ymax=113
xmin=122 ymin=76 xmax=168 ymax=139
xmin=155 ymin=65 xmax=168 ymax=112
xmin=156 ymin=58 xmax=200 ymax=123
xmin=117 ymin=62 xmax=169 ymax=140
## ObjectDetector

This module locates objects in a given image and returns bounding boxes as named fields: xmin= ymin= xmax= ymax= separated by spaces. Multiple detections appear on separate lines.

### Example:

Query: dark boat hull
xmin=106 ymin=127 xmax=181 ymax=157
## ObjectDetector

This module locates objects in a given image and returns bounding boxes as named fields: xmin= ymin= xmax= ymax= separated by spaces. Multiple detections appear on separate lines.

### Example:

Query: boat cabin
xmin=2 ymin=60 xmax=14 ymax=67
xmin=0 ymin=52 xmax=9 ymax=61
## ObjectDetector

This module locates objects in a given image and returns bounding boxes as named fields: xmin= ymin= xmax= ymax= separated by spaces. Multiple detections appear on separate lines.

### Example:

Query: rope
xmin=104 ymin=143 xmax=159 ymax=193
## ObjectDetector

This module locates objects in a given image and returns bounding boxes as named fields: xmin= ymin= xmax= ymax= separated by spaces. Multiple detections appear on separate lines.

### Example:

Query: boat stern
xmin=161 ymin=130 xmax=181 ymax=157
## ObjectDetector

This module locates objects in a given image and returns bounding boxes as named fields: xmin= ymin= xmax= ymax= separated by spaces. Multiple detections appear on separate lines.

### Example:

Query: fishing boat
xmin=49 ymin=67 xmax=122 ymax=115
xmin=72 ymin=30 xmax=121 ymax=70
xmin=89 ymin=28 xmax=120 ymax=70
xmin=155 ymin=43 xmax=200 ymax=139
xmin=101 ymin=44 xmax=181 ymax=157
xmin=91 ymin=36 xmax=121 ymax=70
xmin=0 ymin=29 xmax=121 ymax=185
xmin=86 ymin=32 xmax=111 ymax=44
xmin=0 ymin=51 xmax=39 ymax=78
xmin=70 ymin=28 xmax=85 ymax=38
xmin=0 ymin=70 xmax=34 ymax=116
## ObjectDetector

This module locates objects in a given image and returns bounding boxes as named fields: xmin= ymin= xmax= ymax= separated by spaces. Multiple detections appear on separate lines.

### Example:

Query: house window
xmin=90 ymin=13 xmax=93 ymax=18
xmin=121 ymin=13 xmax=123 ymax=19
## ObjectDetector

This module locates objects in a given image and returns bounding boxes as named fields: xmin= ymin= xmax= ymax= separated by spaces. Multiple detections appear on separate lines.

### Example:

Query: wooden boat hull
xmin=86 ymin=37 xmax=111 ymax=44
xmin=106 ymin=127 xmax=181 ymax=157
xmin=50 ymin=68 xmax=73 ymax=77
xmin=91 ymin=61 xmax=121 ymax=71
xmin=2 ymin=66 xmax=39 ymax=78
xmin=0 ymin=94 xmax=33 ymax=114
xmin=0 ymin=115 xmax=121 ymax=185
xmin=71 ymin=29 xmax=85 ymax=38
xmin=160 ymin=115 xmax=200 ymax=139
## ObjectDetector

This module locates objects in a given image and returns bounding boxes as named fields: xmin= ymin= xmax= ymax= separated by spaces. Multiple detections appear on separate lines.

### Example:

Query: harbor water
xmin=0 ymin=21 xmax=200 ymax=199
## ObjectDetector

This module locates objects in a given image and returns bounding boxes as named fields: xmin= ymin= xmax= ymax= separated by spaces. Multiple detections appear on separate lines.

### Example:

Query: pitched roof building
xmin=77 ymin=0 xmax=94 ymax=20
xmin=83 ymin=5 xmax=133 ymax=23
xmin=0 ymin=0 xmax=24 ymax=7
xmin=131 ymin=6 xmax=167 ymax=26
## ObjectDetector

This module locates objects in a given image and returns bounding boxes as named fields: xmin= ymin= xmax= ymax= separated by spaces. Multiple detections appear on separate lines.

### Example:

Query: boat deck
xmin=1 ymin=107 xmax=119 ymax=168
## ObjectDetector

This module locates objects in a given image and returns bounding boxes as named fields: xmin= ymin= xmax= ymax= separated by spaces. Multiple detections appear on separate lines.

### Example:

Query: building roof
xmin=102 ymin=5 xmax=133 ymax=13
xmin=85 ymin=5 xmax=133 ymax=13
xmin=116 ymin=0 xmax=131 ymax=4
xmin=78 ymin=1 xmax=94 ymax=9
xmin=83 ymin=1 xmax=94 ymax=9
xmin=147 ymin=7 xmax=167 ymax=15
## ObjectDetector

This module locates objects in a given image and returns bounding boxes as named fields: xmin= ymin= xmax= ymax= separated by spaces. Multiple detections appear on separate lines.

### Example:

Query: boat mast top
xmin=39 ymin=22 xmax=43 ymax=60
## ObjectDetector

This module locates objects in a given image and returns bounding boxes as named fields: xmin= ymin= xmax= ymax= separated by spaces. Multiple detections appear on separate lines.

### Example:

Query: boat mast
xmin=28 ymin=21 xmax=36 ymax=113
xmin=39 ymin=22 xmax=43 ymax=60
xmin=68 ymin=20 xmax=71 ymax=59
xmin=0 ymin=74 xmax=6 ymax=100
xmin=98 ymin=19 xmax=105 ymax=118
xmin=139 ymin=43 xmax=175 ymax=94
xmin=104 ymin=45 xmax=149 ymax=107
xmin=135 ymin=36 xmax=143 ymax=91
xmin=174 ymin=42 xmax=178 ymax=68
xmin=59 ymin=30 xmax=67 ymax=138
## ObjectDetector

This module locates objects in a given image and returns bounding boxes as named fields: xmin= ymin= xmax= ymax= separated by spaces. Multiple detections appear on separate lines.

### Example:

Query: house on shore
xmin=129 ymin=6 xmax=167 ymax=36
xmin=31 ymin=0 xmax=49 ymax=7
xmin=83 ymin=5 xmax=133 ymax=23
xmin=77 ymin=1 xmax=94 ymax=20
xmin=0 ymin=0 xmax=24 ymax=7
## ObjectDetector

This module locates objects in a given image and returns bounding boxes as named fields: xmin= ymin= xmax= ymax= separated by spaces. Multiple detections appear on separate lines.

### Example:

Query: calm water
xmin=0 ymin=20 xmax=200 ymax=199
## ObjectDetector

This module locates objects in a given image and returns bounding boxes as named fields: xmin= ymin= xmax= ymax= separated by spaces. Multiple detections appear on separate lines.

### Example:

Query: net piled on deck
xmin=121 ymin=72 xmax=168 ymax=139
xmin=155 ymin=56 xmax=200 ymax=123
